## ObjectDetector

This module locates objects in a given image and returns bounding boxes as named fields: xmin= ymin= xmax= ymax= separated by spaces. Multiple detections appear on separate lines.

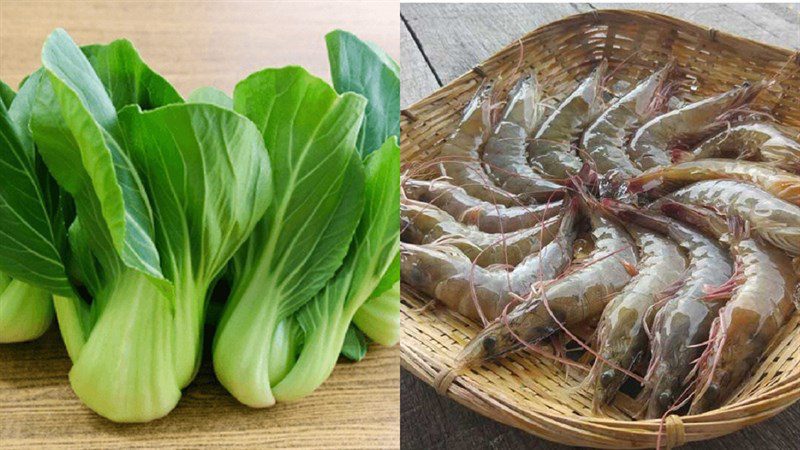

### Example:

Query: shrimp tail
xmin=670 ymin=148 xmax=694 ymax=164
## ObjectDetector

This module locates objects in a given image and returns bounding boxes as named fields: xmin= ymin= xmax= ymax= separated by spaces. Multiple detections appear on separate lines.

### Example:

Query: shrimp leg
xmin=527 ymin=60 xmax=608 ymax=178
xmin=628 ymin=82 xmax=764 ymax=171
xmin=482 ymin=74 xmax=566 ymax=201
xmin=403 ymin=178 xmax=563 ymax=233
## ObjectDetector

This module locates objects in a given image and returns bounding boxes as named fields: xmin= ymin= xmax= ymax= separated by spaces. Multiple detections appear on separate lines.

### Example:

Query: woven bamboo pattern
xmin=400 ymin=10 xmax=800 ymax=449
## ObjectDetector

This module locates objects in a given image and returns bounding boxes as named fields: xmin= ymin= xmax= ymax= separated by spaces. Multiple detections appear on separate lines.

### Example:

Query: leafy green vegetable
xmin=0 ymin=80 xmax=15 ymax=109
xmin=212 ymin=66 xmax=367 ymax=407
xmin=340 ymin=324 xmax=368 ymax=362
xmin=354 ymin=279 xmax=400 ymax=347
xmin=27 ymin=29 xmax=272 ymax=422
xmin=272 ymin=137 xmax=399 ymax=402
xmin=0 ymin=273 xmax=54 ymax=343
xmin=188 ymin=86 xmax=233 ymax=109
xmin=326 ymin=30 xmax=399 ymax=157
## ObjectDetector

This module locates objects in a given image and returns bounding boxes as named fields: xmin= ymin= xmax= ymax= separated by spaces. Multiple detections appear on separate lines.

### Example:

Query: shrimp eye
xmin=482 ymin=336 xmax=497 ymax=353
xmin=706 ymin=383 xmax=720 ymax=399
xmin=600 ymin=370 xmax=616 ymax=387
xmin=658 ymin=391 xmax=673 ymax=406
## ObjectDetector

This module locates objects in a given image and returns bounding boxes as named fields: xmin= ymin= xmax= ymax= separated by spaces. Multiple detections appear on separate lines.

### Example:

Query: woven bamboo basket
xmin=400 ymin=9 xmax=800 ymax=449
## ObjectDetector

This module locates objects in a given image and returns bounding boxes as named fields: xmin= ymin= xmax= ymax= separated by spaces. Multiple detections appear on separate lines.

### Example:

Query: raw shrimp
xmin=400 ymin=199 xmax=562 ymax=266
xmin=628 ymin=82 xmax=765 ymax=171
xmin=400 ymin=201 xmax=579 ymax=321
xmin=527 ymin=60 xmax=608 ymax=178
xmin=403 ymin=178 xmax=563 ymax=233
xmin=482 ymin=74 xmax=566 ymax=201
xmin=607 ymin=205 xmax=733 ymax=419
xmin=658 ymin=202 xmax=799 ymax=414
xmin=652 ymin=179 xmax=800 ymax=255
xmin=688 ymin=122 xmax=800 ymax=172
xmin=438 ymin=85 xmax=520 ymax=206
xmin=591 ymin=223 xmax=687 ymax=411
xmin=628 ymin=159 xmax=800 ymax=206
xmin=582 ymin=63 xmax=675 ymax=179
xmin=455 ymin=195 xmax=637 ymax=367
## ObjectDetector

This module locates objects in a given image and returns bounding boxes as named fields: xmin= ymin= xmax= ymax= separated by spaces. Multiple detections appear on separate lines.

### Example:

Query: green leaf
xmin=81 ymin=40 xmax=183 ymax=111
xmin=0 ymin=73 xmax=72 ymax=296
xmin=326 ymin=30 xmax=399 ymax=156
xmin=213 ymin=66 xmax=366 ymax=407
xmin=354 ymin=279 xmax=400 ymax=347
xmin=272 ymin=137 xmax=400 ymax=402
xmin=187 ymin=86 xmax=233 ymax=109
xmin=340 ymin=324 xmax=368 ymax=362
xmin=31 ymin=28 xmax=163 ymax=281
xmin=0 ymin=80 xmax=15 ymax=109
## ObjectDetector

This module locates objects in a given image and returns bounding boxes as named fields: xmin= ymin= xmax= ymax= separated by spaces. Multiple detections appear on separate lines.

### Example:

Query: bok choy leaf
xmin=212 ymin=66 xmax=367 ymax=407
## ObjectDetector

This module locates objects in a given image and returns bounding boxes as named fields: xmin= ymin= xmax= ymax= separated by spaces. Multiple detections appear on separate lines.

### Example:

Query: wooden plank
xmin=1 ymin=328 xmax=400 ymax=449
xmin=0 ymin=0 xmax=400 ymax=95
xmin=400 ymin=3 xmax=800 ymax=449
xmin=400 ymin=3 xmax=591 ymax=88
xmin=590 ymin=3 xmax=800 ymax=49
xmin=0 ymin=1 xmax=399 ymax=448
xmin=401 ymin=19 xmax=440 ymax=109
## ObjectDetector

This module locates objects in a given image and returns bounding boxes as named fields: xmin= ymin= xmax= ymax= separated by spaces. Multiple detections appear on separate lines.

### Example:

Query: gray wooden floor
xmin=400 ymin=3 xmax=800 ymax=449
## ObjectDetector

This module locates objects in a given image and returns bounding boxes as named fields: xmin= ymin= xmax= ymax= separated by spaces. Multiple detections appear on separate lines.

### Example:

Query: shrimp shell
xmin=611 ymin=207 xmax=733 ymax=419
xmin=582 ymin=63 xmax=674 ymax=179
xmin=652 ymin=179 xmax=800 ymax=255
xmin=628 ymin=82 xmax=764 ymax=171
xmin=403 ymin=178 xmax=563 ymax=233
xmin=628 ymin=159 xmax=800 ymax=206
xmin=401 ymin=199 xmax=562 ymax=267
xmin=439 ymin=85 xmax=520 ymax=206
xmin=690 ymin=122 xmax=800 ymax=172
xmin=591 ymin=224 xmax=687 ymax=410
xmin=456 ymin=197 xmax=637 ymax=367
xmin=658 ymin=202 xmax=798 ymax=414
xmin=400 ymin=202 xmax=579 ymax=321
xmin=527 ymin=60 xmax=608 ymax=178
xmin=482 ymin=75 xmax=566 ymax=201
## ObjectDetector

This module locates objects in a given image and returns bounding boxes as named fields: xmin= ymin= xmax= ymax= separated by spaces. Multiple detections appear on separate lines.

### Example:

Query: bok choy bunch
xmin=213 ymin=30 xmax=399 ymax=406
xmin=1 ymin=29 xmax=272 ymax=422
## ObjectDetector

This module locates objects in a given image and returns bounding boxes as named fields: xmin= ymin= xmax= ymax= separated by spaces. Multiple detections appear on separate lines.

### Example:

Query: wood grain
xmin=400 ymin=3 xmax=800 ymax=449
xmin=0 ymin=1 xmax=399 ymax=448
xmin=0 ymin=0 xmax=400 ymax=95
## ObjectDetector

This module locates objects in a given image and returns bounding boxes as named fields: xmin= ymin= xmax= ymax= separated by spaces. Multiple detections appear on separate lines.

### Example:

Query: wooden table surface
xmin=0 ymin=1 xmax=399 ymax=448
xmin=400 ymin=3 xmax=800 ymax=450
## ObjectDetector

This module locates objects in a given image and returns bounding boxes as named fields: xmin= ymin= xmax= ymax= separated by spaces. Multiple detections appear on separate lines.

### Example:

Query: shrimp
xmin=403 ymin=178 xmax=563 ymax=233
xmin=658 ymin=202 xmax=799 ymax=414
xmin=400 ymin=200 xmax=579 ymax=321
xmin=628 ymin=82 xmax=765 ymax=171
xmin=438 ymin=85 xmax=520 ymax=206
xmin=652 ymin=179 xmax=800 ymax=255
xmin=455 ymin=194 xmax=637 ymax=367
xmin=628 ymin=159 xmax=800 ymax=206
xmin=591 ymin=222 xmax=687 ymax=411
xmin=527 ymin=60 xmax=608 ymax=178
xmin=607 ymin=205 xmax=733 ymax=419
xmin=688 ymin=122 xmax=800 ymax=172
xmin=482 ymin=74 xmax=566 ymax=201
xmin=400 ymin=199 xmax=562 ymax=267
xmin=582 ymin=62 xmax=675 ymax=179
